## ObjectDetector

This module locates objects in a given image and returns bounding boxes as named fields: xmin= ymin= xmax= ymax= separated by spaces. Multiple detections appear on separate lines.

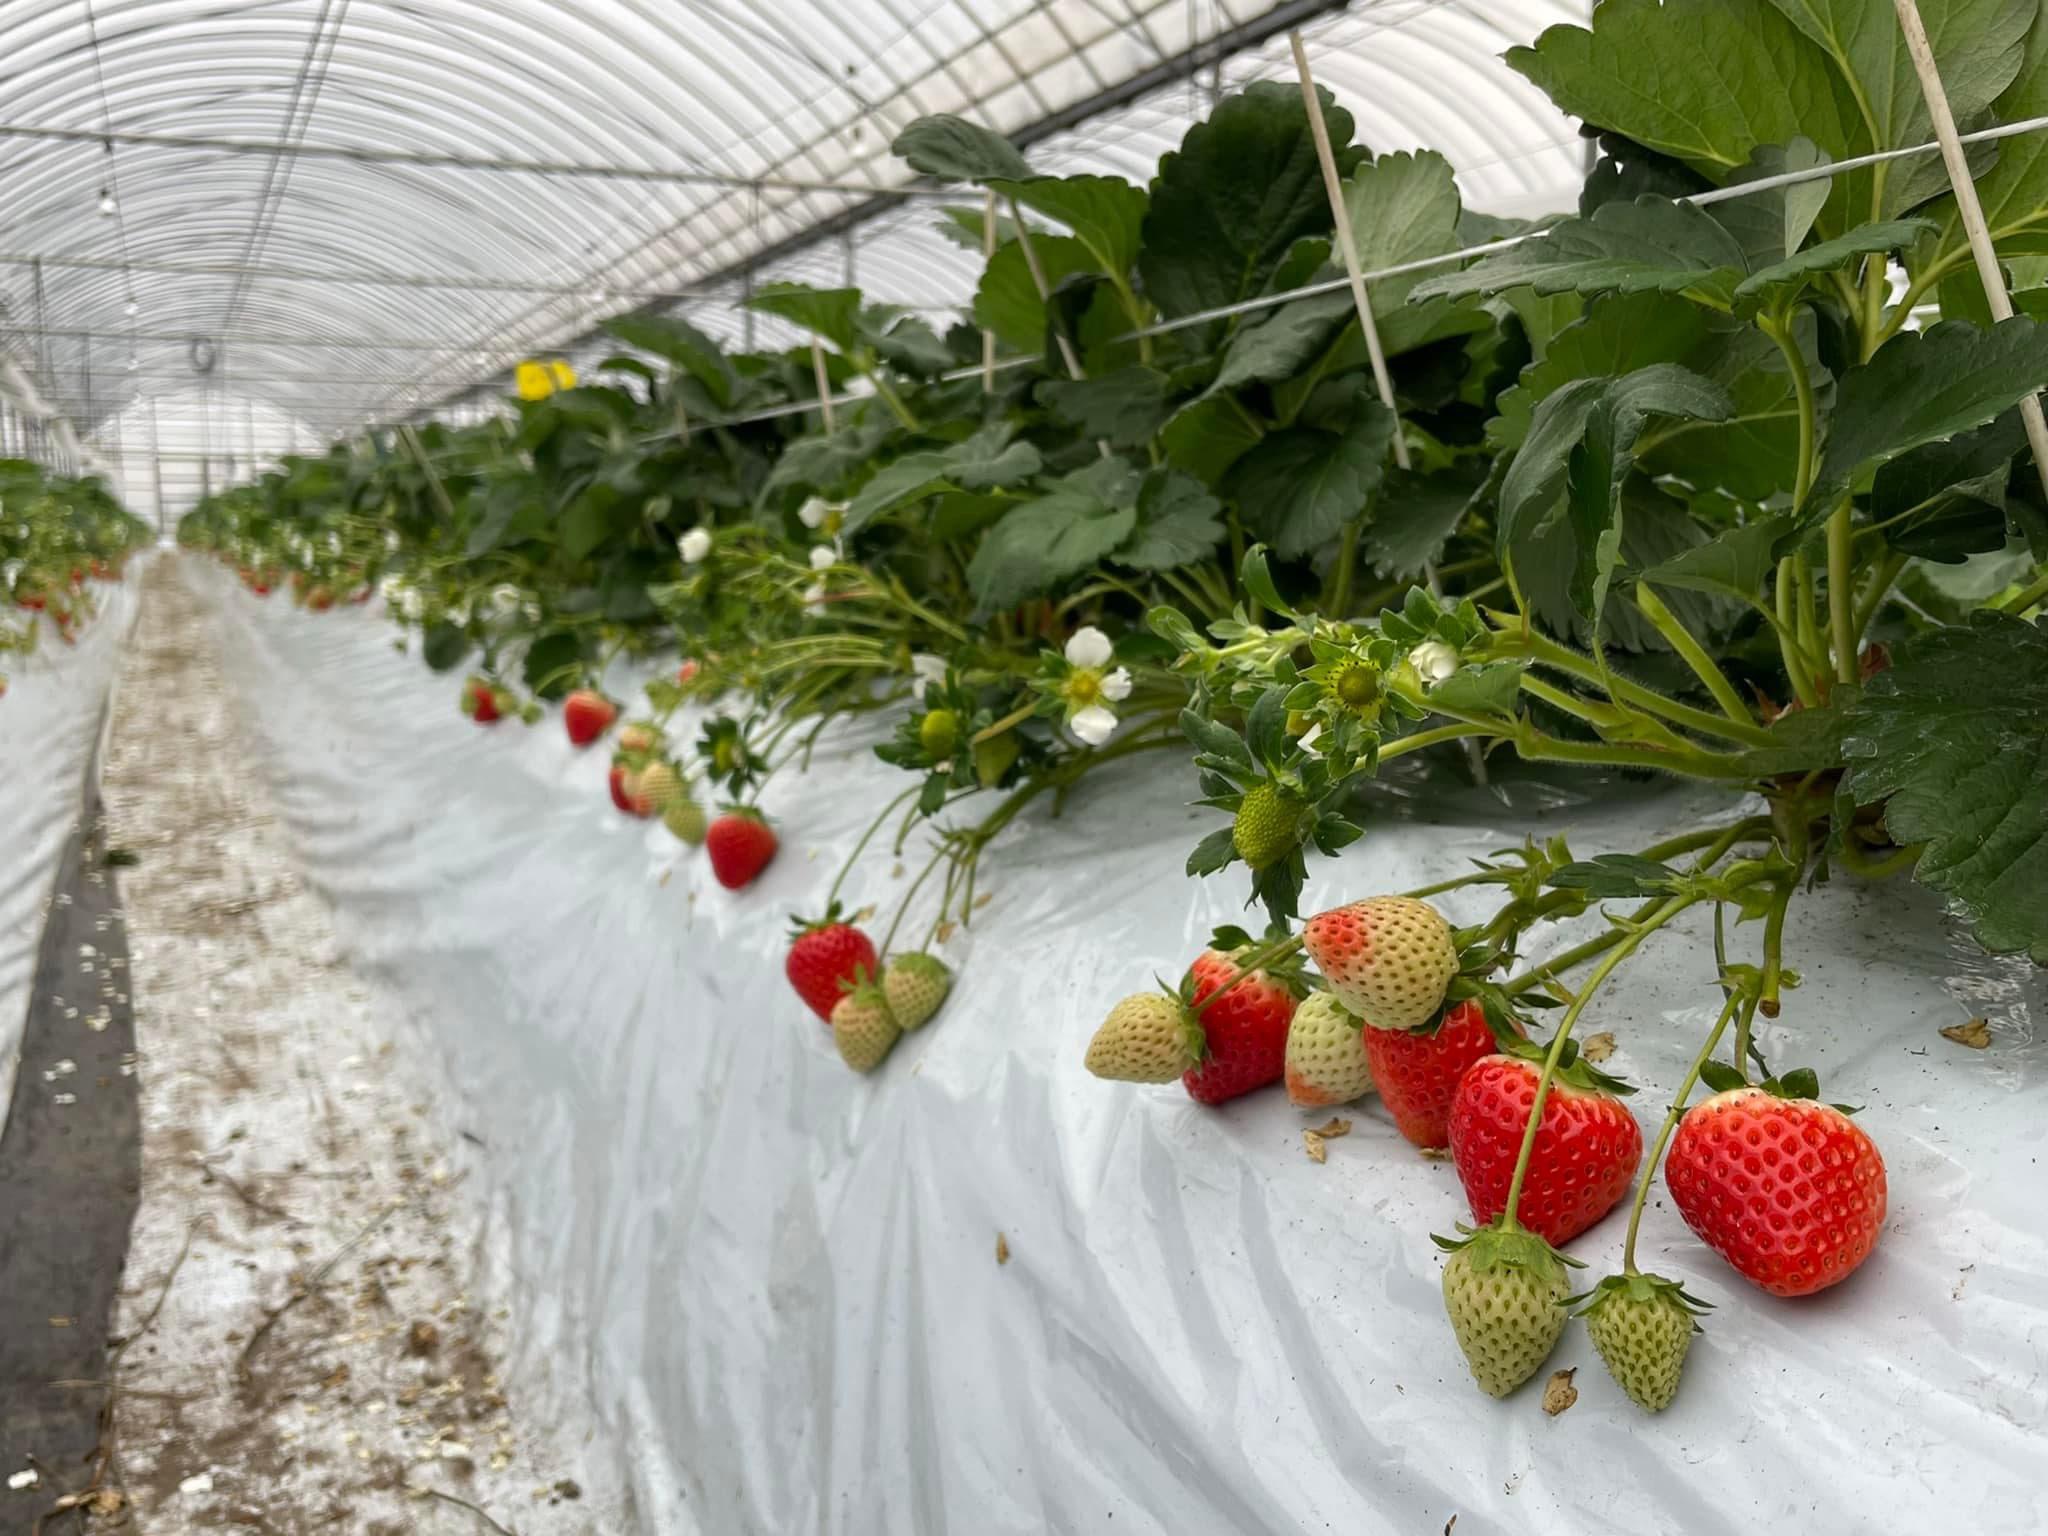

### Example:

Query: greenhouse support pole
xmin=1289 ymin=31 xmax=1409 ymax=472
xmin=1893 ymin=0 xmax=2048 ymax=501
xmin=981 ymin=189 xmax=997 ymax=394
xmin=811 ymin=340 xmax=836 ymax=431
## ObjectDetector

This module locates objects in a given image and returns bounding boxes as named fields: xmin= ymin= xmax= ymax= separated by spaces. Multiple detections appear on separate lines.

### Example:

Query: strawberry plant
xmin=1 ymin=459 xmax=150 ymax=686
xmin=175 ymin=0 xmax=2048 ymax=1414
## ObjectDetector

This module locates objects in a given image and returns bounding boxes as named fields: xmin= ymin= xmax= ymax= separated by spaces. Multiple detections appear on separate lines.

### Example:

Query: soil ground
xmin=1 ymin=560 xmax=630 ymax=1534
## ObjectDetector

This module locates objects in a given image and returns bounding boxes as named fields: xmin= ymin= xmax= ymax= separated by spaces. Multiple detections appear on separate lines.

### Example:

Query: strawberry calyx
xmin=1495 ymin=1033 xmax=1636 ymax=1096
xmin=1430 ymin=1220 xmax=1582 ymax=1275
xmin=1148 ymin=976 xmax=1210 ymax=1063
xmin=789 ymin=899 xmax=851 ymax=940
xmin=1566 ymin=1270 xmax=1713 ymax=1319
xmin=1697 ymin=1059 xmax=1858 ymax=1114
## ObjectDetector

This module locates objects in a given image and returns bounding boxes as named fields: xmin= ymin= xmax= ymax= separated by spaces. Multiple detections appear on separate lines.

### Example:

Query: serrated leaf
xmin=1414 ymin=197 xmax=1747 ymax=310
xmin=1159 ymin=395 xmax=1265 ymax=485
xmin=1925 ymin=4 xmax=2048 ymax=267
xmin=1139 ymin=81 xmax=1362 ymax=323
xmin=1764 ymin=0 xmax=2031 ymax=221
xmin=1871 ymin=409 xmax=2026 ymax=561
xmin=1490 ymin=292 xmax=1714 ymax=453
xmin=974 ymin=233 xmax=1098 ymax=351
xmin=966 ymin=462 xmax=1138 ymax=612
xmin=1507 ymin=0 xmax=1861 ymax=186
xmin=1733 ymin=220 xmax=1932 ymax=309
xmin=1187 ymin=825 xmax=1239 ymax=877
xmin=1182 ymin=708 xmax=1255 ymax=773
xmin=1710 ymin=139 xmax=1832 ymax=268
xmin=893 ymin=114 xmax=1032 ymax=182
xmin=1549 ymin=854 xmax=1684 ymax=898
xmin=1427 ymin=660 xmax=1527 ymax=717
xmin=744 ymin=282 xmax=861 ymax=352
xmin=1115 ymin=469 xmax=1224 ymax=571
xmin=602 ymin=313 xmax=736 ymax=408
xmin=1037 ymin=368 xmax=1174 ymax=447
xmin=1363 ymin=461 xmax=1488 ymax=581
xmin=1807 ymin=318 xmax=2048 ymax=517
xmin=1640 ymin=514 xmax=1797 ymax=600
xmin=1843 ymin=611 xmax=2048 ymax=959
xmin=1227 ymin=393 xmax=1394 ymax=557
xmin=1209 ymin=292 xmax=1352 ymax=396
xmin=993 ymin=175 xmax=1147 ymax=284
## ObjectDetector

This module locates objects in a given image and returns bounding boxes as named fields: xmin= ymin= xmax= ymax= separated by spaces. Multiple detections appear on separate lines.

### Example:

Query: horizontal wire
xmin=650 ymin=109 xmax=2048 ymax=437
xmin=0 ymin=121 xmax=967 ymax=202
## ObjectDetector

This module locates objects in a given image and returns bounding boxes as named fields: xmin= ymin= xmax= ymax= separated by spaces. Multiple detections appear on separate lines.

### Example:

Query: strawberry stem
xmin=1621 ymin=986 xmax=1742 ymax=1275
xmin=1499 ymin=892 xmax=1701 ymax=1231
xmin=828 ymin=782 xmax=921 ymax=911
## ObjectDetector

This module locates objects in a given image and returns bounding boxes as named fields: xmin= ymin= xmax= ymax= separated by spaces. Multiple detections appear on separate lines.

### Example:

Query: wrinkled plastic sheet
xmin=191 ymin=556 xmax=2048 ymax=1535
xmin=0 ymin=570 xmax=144 ymax=1106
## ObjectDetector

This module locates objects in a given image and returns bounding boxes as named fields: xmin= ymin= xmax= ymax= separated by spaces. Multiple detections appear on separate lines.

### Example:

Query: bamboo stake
xmin=982 ymin=188 xmax=998 ymax=394
xmin=1289 ymin=31 xmax=1410 ymax=471
xmin=1892 ymin=0 xmax=2048 ymax=502
xmin=810 ymin=338 xmax=835 ymax=432
xmin=1007 ymin=196 xmax=1087 ymax=382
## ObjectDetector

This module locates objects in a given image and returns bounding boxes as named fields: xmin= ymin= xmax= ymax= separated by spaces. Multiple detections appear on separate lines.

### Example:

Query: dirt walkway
xmin=51 ymin=559 xmax=631 ymax=1533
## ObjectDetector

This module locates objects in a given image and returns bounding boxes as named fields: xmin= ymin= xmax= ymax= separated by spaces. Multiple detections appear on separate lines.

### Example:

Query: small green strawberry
xmin=663 ymin=796 xmax=708 ymax=846
xmin=1574 ymin=1272 xmax=1708 ymax=1413
xmin=973 ymin=732 xmax=1020 ymax=788
xmin=1437 ymin=1225 xmax=1574 ymax=1398
xmin=1232 ymin=781 xmax=1304 ymax=871
xmin=918 ymin=708 xmax=959 ymax=760
xmin=883 ymin=953 xmax=953 ymax=1030
xmin=831 ymin=980 xmax=900 ymax=1074
xmin=1283 ymin=991 xmax=1374 ymax=1107
xmin=1083 ymin=993 xmax=1201 ymax=1083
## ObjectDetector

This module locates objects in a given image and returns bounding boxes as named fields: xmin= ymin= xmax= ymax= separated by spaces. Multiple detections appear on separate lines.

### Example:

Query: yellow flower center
xmin=1331 ymin=659 xmax=1382 ymax=711
xmin=1064 ymin=668 xmax=1104 ymax=707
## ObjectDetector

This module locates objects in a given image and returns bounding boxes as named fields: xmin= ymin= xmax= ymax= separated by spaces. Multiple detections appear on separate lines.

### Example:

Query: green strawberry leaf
xmin=1548 ymin=854 xmax=1684 ymax=898
xmin=1361 ymin=461 xmax=1488 ymax=582
xmin=1506 ymin=0 xmax=1861 ymax=190
xmin=744 ymin=282 xmax=862 ymax=353
xmin=1114 ymin=470 xmax=1225 ymax=572
xmin=992 ymin=174 xmax=1148 ymax=283
xmin=1806 ymin=318 xmax=2048 ymax=520
xmin=1227 ymin=392 xmax=1394 ymax=557
xmin=1842 ymin=611 xmax=2048 ymax=961
xmin=1411 ymin=197 xmax=1749 ymax=310
xmin=892 ymin=114 xmax=1033 ymax=182
xmin=1186 ymin=826 xmax=1238 ymax=878
xmin=1138 ymin=81 xmax=1362 ymax=324
xmin=1036 ymin=368 xmax=1175 ymax=447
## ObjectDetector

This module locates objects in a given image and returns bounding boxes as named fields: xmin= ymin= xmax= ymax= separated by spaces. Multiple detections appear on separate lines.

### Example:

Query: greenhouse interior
xmin=2 ymin=0 xmax=2046 ymax=1531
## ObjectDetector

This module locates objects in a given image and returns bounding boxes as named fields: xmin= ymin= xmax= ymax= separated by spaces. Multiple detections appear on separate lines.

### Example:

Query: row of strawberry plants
xmin=1 ymin=457 xmax=154 ymax=695
xmin=179 ymin=0 xmax=2048 ymax=1419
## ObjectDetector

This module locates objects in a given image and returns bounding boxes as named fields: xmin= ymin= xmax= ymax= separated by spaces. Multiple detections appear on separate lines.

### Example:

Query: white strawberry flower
xmin=679 ymin=526 xmax=712 ymax=564
xmin=798 ymin=497 xmax=832 ymax=529
xmin=1409 ymin=639 xmax=1460 ymax=685
xmin=1059 ymin=625 xmax=1134 ymax=745
xmin=910 ymin=653 xmax=947 ymax=701
xmin=809 ymin=544 xmax=836 ymax=571
xmin=802 ymin=581 xmax=828 ymax=613
xmin=1297 ymin=722 xmax=1325 ymax=758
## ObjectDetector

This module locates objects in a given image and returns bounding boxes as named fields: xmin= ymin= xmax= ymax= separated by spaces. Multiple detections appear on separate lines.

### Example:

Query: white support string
xmin=591 ymin=108 xmax=2048 ymax=436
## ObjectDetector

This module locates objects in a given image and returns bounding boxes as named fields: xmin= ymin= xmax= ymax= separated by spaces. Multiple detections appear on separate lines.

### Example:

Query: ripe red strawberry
xmin=1180 ymin=948 xmax=1299 ymax=1105
xmin=1364 ymin=999 xmax=1508 ymax=1151
xmin=786 ymin=909 xmax=877 ymax=1022
xmin=1664 ymin=1081 xmax=1886 ymax=1297
xmin=1303 ymin=896 xmax=1457 ymax=1029
xmin=1449 ymin=1048 xmax=1642 ymax=1245
xmin=563 ymin=689 xmax=617 ymax=747
xmin=706 ymin=808 xmax=777 ymax=890
xmin=461 ymin=677 xmax=506 ymax=724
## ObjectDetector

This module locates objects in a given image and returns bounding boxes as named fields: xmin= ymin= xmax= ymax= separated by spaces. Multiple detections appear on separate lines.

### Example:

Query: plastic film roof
xmin=0 ymin=0 xmax=1590 ymax=502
